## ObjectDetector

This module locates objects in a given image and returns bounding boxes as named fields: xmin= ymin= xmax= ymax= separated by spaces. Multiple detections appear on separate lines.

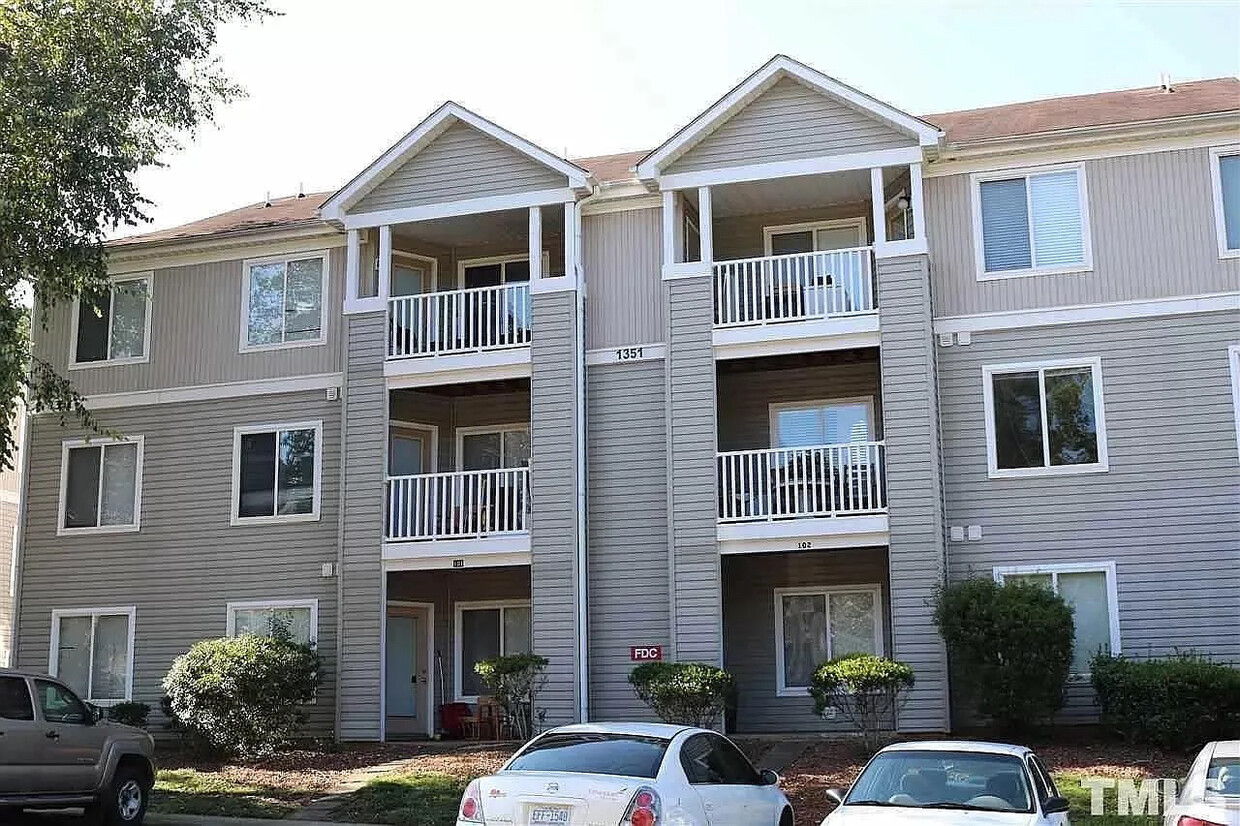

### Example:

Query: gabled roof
xmin=636 ymin=55 xmax=941 ymax=179
xmin=320 ymin=101 xmax=591 ymax=221
xmin=109 ymin=192 xmax=332 ymax=248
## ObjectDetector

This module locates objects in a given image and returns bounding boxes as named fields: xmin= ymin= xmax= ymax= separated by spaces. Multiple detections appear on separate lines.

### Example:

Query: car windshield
xmin=505 ymin=734 xmax=670 ymax=779
xmin=1206 ymin=757 xmax=1240 ymax=798
xmin=845 ymin=750 xmax=1034 ymax=813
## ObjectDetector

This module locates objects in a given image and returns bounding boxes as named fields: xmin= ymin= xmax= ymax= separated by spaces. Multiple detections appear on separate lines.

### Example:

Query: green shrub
xmin=1091 ymin=653 xmax=1240 ymax=750
xmin=933 ymin=577 xmax=1074 ymax=734
xmin=475 ymin=653 xmax=549 ymax=740
xmin=810 ymin=654 xmax=914 ymax=751
xmin=106 ymin=701 xmax=151 ymax=728
xmin=629 ymin=661 xmax=734 ymax=728
xmin=162 ymin=635 xmax=321 ymax=758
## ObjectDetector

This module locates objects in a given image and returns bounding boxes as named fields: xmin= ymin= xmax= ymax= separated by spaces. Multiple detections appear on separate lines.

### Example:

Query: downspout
xmin=573 ymin=199 xmax=589 ymax=724
xmin=8 ymin=398 xmax=31 ymax=668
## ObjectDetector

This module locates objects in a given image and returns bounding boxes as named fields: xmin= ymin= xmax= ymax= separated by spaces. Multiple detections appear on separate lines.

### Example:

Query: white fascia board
xmin=657 ymin=146 xmax=925 ymax=191
xmin=383 ymin=348 xmax=532 ymax=389
xmin=341 ymin=187 xmax=578 ymax=231
xmin=934 ymin=291 xmax=1240 ymax=335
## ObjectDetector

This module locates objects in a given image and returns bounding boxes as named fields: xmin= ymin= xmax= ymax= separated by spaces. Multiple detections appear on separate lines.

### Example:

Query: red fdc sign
xmin=630 ymin=646 xmax=663 ymax=662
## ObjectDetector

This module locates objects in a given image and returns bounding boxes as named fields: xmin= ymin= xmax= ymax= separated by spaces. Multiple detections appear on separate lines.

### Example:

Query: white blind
xmin=1029 ymin=171 xmax=1085 ymax=267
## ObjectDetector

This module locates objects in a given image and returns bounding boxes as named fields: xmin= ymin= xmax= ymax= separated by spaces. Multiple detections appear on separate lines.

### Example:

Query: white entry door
xmin=385 ymin=607 xmax=429 ymax=737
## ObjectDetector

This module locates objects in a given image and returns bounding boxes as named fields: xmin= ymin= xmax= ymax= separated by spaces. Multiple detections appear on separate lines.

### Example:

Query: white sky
xmin=130 ymin=0 xmax=1240 ymax=233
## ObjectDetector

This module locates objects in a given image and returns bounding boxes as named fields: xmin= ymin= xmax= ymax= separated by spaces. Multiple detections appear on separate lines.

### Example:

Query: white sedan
xmin=456 ymin=722 xmax=792 ymax=826
xmin=820 ymin=741 xmax=1071 ymax=825
xmin=1163 ymin=740 xmax=1240 ymax=826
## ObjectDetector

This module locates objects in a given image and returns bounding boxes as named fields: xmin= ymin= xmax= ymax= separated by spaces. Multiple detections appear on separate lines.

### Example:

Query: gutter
xmin=573 ymin=199 xmax=589 ymax=724
xmin=7 ymin=398 xmax=31 ymax=668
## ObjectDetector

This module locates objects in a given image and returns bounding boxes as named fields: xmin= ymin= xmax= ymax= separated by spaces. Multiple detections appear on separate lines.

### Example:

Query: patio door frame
xmin=762 ymin=217 xmax=869 ymax=256
xmin=384 ymin=599 xmax=436 ymax=739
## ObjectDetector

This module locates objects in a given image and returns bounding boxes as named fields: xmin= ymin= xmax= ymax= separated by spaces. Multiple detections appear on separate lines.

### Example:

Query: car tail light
xmin=1178 ymin=818 xmax=1226 ymax=826
xmin=460 ymin=780 xmax=484 ymax=823
xmin=624 ymin=787 xmax=660 ymax=826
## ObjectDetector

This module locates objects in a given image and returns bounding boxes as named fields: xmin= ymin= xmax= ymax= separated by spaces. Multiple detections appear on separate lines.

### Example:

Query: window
xmin=973 ymin=166 xmax=1091 ymax=277
xmin=241 ymin=252 xmax=328 ymax=350
xmin=459 ymin=255 xmax=534 ymax=288
xmin=49 ymin=608 xmax=135 ymax=704
xmin=764 ymin=219 xmax=867 ymax=256
xmin=232 ymin=422 xmax=322 ymax=524
xmin=227 ymin=599 xmax=318 ymax=647
xmin=680 ymin=733 xmax=763 ymax=785
xmin=770 ymin=398 xmax=875 ymax=448
xmin=35 ymin=679 xmax=90 ymax=724
xmin=509 ymin=733 xmax=670 ymax=778
xmin=0 ymin=676 xmax=33 ymax=721
xmin=457 ymin=425 xmax=531 ymax=471
xmin=71 ymin=275 xmax=152 ymax=367
xmin=994 ymin=564 xmax=1120 ymax=675
xmin=1210 ymin=146 xmax=1240 ymax=258
xmin=775 ymin=586 xmax=883 ymax=696
xmin=58 ymin=438 xmax=143 ymax=534
xmin=455 ymin=602 xmax=531 ymax=700
xmin=983 ymin=358 xmax=1108 ymax=478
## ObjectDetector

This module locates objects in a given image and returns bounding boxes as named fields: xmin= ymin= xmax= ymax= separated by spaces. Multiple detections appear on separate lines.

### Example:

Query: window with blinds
xmin=1213 ymin=150 xmax=1240 ymax=254
xmin=976 ymin=167 xmax=1089 ymax=276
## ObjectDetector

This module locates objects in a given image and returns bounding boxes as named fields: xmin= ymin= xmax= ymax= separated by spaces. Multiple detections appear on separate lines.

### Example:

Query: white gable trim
xmin=636 ymin=55 xmax=940 ymax=179
xmin=322 ymin=102 xmax=590 ymax=220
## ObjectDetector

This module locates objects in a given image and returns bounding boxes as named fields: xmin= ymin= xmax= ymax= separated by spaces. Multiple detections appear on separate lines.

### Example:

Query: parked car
xmin=0 ymin=667 xmax=156 ymax=825
xmin=821 ymin=741 xmax=1071 ymax=825
xmin=457 ymin=722 xmax=792 ymax=826
xmin=1164 ymin=740 xmax=1240 ymax=826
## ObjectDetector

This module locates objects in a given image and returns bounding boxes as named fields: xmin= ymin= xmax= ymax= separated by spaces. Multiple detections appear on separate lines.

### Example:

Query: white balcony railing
xmin=717 ymin=441 xmax=886 ymax=523
xmin=386 ymin=467 xmax=530 ymax=541
xmin=713 ymin=247 xmax=875 ymax=327
xmin=388 ymin=283 xmax=531 ymax=359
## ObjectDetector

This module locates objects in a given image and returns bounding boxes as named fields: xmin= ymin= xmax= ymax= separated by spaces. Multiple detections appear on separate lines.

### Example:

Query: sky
xmin=129 ymin=0 xmax=1240 ymax=234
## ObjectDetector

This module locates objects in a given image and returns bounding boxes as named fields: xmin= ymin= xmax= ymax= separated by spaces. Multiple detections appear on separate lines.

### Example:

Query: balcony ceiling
xmin=702 ymin=167 xmax=903 ymax=218
xmin=392 ymin=205 xmax=564 ymax=249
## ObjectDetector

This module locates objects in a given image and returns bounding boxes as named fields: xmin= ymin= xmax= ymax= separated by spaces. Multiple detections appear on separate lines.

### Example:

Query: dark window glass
xmin=992 ymin=372 xmax=1044 ymax=469
xmin=1027 ymin=758 xmax=1049 ymax=803
xmin=504 ymin=260 xmax=531 ymax=283
xmin=64 ymin=446 xmax=102 ymax=528
xmin=770 ymin=231 xmax=814 ymax=256
xmin=464 ymin=264 xmax=503 ymax=289
xmin=681 ymin=734 xmax=761 ymax=785
xmin=75 ymin=299 xmax=110 ymax=362
xmin=277 ymin=429 xmax=316 ymax=515
xmin=0 ymin=677 xmax=33 ymax=720
xmin=1045 ymin=368 xmax=1098 ymax=465
xmin=707 ymin=735 xmax=761 ymax=784
xmin=460 ymin=609 xmax=500 ymax=697
xmin=34 ymin=680 xmax=88 ymax=725
xmin=238 ymin=432 xmax=276 ymax=518
xmin=680 ymin=735 xmax=715 ymax=783
xmin=508 ymin=734 xmax=669 ymax=778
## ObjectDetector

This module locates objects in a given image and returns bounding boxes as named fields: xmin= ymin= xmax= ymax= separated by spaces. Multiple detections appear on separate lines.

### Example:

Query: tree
xmin=0 ymin=0 xmax=273 ymax=468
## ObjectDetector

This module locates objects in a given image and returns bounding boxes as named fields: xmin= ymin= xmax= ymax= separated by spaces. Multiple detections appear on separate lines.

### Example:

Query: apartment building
xmin=11 ymin=55 xmax=1239 ymax=739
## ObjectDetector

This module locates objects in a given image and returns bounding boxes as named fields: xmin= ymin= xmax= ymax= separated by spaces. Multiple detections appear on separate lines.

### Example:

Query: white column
xmin=346 ymin=229 xmax=361 ymax=300
xmin=529 ymin=206 xmax=543 ymax=281
xmin=697 ymin=186 xmax=713 ymax=264
xmin=661 ymin=190 xmax=677 ymax=267
xmin=909 ymin=162 xmax=926 ymax=243
xmin=870 ymin=167 xmax=888 ymax=248
xmin=377 ymin=225 xmax=392 ymax=300
xmin=563 ymin=201 xmax=578 ymax=282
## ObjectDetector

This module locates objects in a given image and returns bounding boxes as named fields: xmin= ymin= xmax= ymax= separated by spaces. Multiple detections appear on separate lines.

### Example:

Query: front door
xmin=385 ymin=606 xmax=429 ymax=737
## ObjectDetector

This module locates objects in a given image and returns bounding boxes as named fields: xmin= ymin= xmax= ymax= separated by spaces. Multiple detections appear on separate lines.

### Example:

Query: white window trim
xmin=1209 ymin=145 xmax=1240 ymax=259
xmin=768 ymin=396 xmax=877 ymax=448
xmin=970 ymin=163 xmax=1094 ymax=280
xmin=230 ymin=420 xmax=324 ymax=526
xmin=57 ymin=437 xmax=144 ymax=536
xmin=226 ymin=598 xmax=319 ymax=646
xmin=453 ymin=599 xmax=531 ymax=703
xmin=389 ymin=420 xmax=440 ymax=476
xmin=992 ymin=561 xmax=1121 ymax=677
xmin=238 ymin=250 xmax=331 ymax=353
xmin=455 ymin=253 xmax=549 ymax=289
xmin=1229 ymin=345 xmax=1240 ymax=461
xmin=982 ymin=357 xmax=1109 ymax=479
xmin=773 ymin=584 xmax=885 ymax=698
xmin=47 ymin=606 xmax=136 ymax=706
xmin=68 ymin=273 xmax=154 ymax=370
xmin=388 ymin=250 xmax=439 ymax=297
xmin=761 ymin=217 xmax=869 ymax=256
xmin=454 ymin=423 xmax=531 ymax=472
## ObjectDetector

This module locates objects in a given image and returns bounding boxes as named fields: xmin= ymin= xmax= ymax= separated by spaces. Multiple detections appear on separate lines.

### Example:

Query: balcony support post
xmin=870 ymin=167 xmax=888 ymax=249
xmin=377 ymin=225 xmax=392 ymax=300
xmin=528 ymin=206 xmax=542 ymax=282
xmin=909 ymin=161 xmax=927 ymax=243
xmin=697 ymin=186 xmax=713 ymax=265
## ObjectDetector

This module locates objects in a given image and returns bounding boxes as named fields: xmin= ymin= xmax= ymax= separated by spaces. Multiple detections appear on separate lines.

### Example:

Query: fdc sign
xmin=629 ymin=646 xmax=663 ymax=662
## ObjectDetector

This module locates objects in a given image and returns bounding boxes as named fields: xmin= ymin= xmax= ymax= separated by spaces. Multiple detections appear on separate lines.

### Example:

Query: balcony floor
xmin=717 ymin=513 xmax=889 ymax=554
xmin=713 ymin=312 xmax=879 ymax=360
xmin=383 ymin=533 xmax=531 ymax=570
xmin=385 ymin=346 xmax=531 ymax=388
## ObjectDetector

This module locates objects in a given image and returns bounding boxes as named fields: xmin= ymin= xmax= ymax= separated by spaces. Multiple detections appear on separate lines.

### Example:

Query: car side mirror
xmin=89 ymin=704 xmax=105 ymax=724
xmin=825 ymin=788 xmax=847 ymax=805
xmin=759 ymin=769 xmax=780 ymax=786
xmin=1043 ymin=795 xmax=1070 ymax=814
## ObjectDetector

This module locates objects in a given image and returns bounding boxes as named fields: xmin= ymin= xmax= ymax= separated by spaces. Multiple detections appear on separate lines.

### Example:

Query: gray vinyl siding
xmin=586 ymin=361 xmax=669 ymax=720
xmin=875 ymin=254 xmax=951 ymax=732
xmin=665 ymin=276 xmax=721 ymax=664
xmin=338 ymin=313 xmax=387 ymax=740
xmin=927 ymin=146 xmax=1240 ymax=316
xmin=15 ymin=390 xmax=341 ymax=732
xmin=39 ymin=248 xmax=345 ymax=397
xmin=940 ymin=312 xmax=1240 ymax=721
xmin=529 ymin=291 xmax=582 ymax=725
xmin=713 ymin=204 xmax=873 ymax=263
xmin=722 ymin=548 xmax=891 ymax=733
xmin=666 ymin=77 xmax=915 ymax=176
xmin=584 ymin=208 xmax=664 ymax=349
xmin=716 ymin=357 xmax=883 ymax=451
xmin=389 ymin=389 xmax=530 ymax=472
xmin=353 ymin=121 xmax=568 ymax=215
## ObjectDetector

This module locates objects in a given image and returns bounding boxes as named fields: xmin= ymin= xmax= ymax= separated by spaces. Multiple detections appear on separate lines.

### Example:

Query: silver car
xmin=1164 ymin=741 xmax=1240 ymax=826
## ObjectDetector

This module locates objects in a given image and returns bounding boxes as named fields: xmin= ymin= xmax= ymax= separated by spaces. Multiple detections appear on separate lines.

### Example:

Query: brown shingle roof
xmin=111 ymin=77 xmax=1240 ymax=248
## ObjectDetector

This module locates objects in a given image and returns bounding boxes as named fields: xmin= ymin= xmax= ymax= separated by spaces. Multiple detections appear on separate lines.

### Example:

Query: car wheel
xmin=779 ymin=807 xmax=793 ymax=826
xmin=103 ymin=764 xmax=149 ymax=826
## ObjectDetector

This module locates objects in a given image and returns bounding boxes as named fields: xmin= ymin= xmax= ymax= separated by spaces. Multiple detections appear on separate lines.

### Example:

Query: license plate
xmin=529 ymin=806 xmax=570 ymax=825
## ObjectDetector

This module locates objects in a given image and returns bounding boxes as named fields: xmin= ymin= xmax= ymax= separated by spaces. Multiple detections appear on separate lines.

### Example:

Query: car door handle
xmin=45 ymin=730 xmax=60 ymax=740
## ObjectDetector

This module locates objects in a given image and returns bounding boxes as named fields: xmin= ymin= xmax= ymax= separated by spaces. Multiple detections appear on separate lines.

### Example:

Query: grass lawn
xmin=153 ymin=768 xmax=303 ymax=819
xmin=1055 ymin=772 xmax=1161 ymax=826
xmin=329 ymin=772 xmax=467 ymax=826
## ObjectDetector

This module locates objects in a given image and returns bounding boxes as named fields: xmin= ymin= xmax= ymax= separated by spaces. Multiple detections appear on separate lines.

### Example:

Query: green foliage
xmin=106 ymin=700 xmax=150 ymax=728
xmin=474 ymin=653 xmax=549 ymax=740
xmin=0 ymin=0 xmax=273 ymax=468
xmin=628 ymin=661 xmax=735 ymax=728
xmin=162 ymin=635 xmax=321 ymax=758
xmin=1091 ymin=653 xmax=1240 ymax=751
xmin=933 ymin=577 xmax=1074 ymax=734
xmin=809 ymin=654 xmax=914 ymax=751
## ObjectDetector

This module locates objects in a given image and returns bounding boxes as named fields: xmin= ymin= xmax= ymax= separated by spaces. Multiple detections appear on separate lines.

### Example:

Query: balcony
xmin=384 ymin=467 xmax=530 ymax=563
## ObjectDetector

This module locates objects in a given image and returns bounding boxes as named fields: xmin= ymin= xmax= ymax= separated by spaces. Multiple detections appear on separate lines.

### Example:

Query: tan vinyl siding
xmin=584 ymin=208 xmax=664 ymax=349
xmin=722 ymin=548 xmax=891 ymax=733
xmin=875 ymin=254 xmax=950 ymax=732
xmin=927 ymin=146 xmax=1240 ymax=316
xmin=353 ymin=122 xmax=568 ymax=215
xmin=39 ymin=249 xmax=345 ymax=397
xmin=586 ymin=361 xmax=669 ymax=720
xmin=666 ymin=77 xmax=915 ymax=176
xmin=16 ymin=390 xmax=341 ymax=732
